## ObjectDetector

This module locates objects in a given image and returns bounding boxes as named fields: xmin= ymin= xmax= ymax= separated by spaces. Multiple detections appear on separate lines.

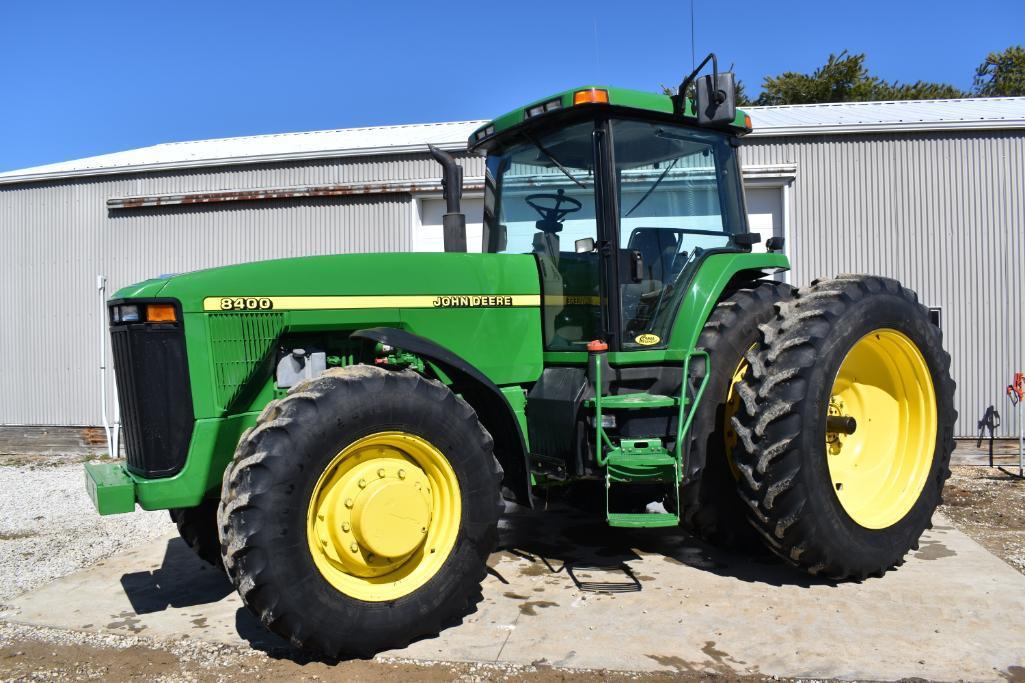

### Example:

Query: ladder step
xmin=605 ymin=438 xmax=676 ymax=482
xmin=607 ymin=512 xmax=680 ymax=528
xmin=584 ymin=393 xmax=679 ymax=409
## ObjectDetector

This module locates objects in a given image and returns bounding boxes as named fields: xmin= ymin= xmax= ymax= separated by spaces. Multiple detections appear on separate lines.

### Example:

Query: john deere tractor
xmin=85 ymin=56 xmax=955 ymax=657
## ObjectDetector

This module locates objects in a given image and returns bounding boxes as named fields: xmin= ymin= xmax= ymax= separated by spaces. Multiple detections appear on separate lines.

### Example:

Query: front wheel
xmin=218 ymin=366 xmax=503 ymax=657
xmin=731 ymin=275 xmax=955 ymax=580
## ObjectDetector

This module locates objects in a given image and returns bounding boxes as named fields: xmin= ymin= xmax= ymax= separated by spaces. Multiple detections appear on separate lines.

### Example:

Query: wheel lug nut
xmin=398 ymin=469 xmax=406 ymax=479
xmin=350 ymin=542 xmax=359 ymax=553
xmin=377 ymin=468 xmax=386 ymax=478
xmin=341 ymin=522 xmax=350 ymax=532
xmin=358 ymin=478 xmax=367 ymax=488
xmin=344 ymin=498 xmax=353 ymax=508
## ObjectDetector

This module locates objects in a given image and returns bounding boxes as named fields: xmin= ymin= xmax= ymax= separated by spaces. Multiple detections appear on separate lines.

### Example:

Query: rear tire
xmin=732 ymin=275 xmax=955 ymax=579
xmin=169 ymin=499 xmax=223 ymax=569
xmin=679 ymin=280 xmax=793 ymax=549
xmin=218 ymin=365 xmax=503 ymax=658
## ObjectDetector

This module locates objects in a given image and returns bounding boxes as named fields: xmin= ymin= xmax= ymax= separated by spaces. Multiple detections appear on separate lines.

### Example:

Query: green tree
xmin=750 ymin=50 xmax=963 ymax=105
xmin=754 ymin=51 xmax=965 ymax=105
xmin=973 ymin=45 xmax=1025 ymax=96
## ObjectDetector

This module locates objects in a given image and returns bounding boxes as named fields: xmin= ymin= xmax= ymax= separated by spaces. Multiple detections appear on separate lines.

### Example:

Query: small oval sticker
xmin=634 ymin=333 xmax=661 ymax=346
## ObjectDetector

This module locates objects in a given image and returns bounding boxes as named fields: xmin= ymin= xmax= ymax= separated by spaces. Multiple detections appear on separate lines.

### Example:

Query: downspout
xmin=97 ymin=275 xmax=119 ymax=457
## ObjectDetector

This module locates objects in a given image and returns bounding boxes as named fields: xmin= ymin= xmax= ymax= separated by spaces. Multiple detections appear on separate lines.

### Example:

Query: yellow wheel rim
xmin=723 ymin=353 xmax=750 ymax=480
xmin=306 ymin=431 xmax=461 ymax=602
xmin=826 ymin=329 xmax=937 ymax=529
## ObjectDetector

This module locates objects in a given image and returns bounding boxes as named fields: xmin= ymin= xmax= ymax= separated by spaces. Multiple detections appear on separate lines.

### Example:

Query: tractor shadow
xmin=492 ymin=492 xmax=836 ymax=590
xmin=119 ymin=538 xmax=233 ymax=614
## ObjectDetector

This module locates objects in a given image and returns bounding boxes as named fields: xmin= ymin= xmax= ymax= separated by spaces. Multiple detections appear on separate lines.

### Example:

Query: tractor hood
xmin=113 ymin=252 xmax=542 ymax=313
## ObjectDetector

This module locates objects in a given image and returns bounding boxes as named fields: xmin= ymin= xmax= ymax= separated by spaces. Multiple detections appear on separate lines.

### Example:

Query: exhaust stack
xmin=428 ymin=145 xmax=467 ymax=252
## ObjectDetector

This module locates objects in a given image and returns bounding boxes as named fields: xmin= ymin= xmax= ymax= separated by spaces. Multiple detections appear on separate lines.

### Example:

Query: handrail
xmin=592 ymin=347 xmax=711 ymax=468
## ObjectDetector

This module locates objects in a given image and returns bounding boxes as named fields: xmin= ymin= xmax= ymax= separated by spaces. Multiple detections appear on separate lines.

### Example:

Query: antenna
xmin=690 ymin=0 xmax=696 ymax=70
xmin=593 ymin=17 xmax=600 ymax=80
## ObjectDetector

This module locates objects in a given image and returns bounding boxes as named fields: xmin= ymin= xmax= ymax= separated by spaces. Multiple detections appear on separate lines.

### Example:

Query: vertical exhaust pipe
xmin=428 ymin=145 xmax=467 ymax=252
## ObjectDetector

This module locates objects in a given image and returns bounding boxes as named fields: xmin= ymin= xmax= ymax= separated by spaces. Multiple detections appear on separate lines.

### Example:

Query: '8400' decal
xmin=219 ymin=297 xmax=274 ymax=311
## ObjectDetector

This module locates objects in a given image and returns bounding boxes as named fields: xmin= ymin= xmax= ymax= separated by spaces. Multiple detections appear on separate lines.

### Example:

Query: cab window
xmin=484 ymin=121 xmax=601 ymax=351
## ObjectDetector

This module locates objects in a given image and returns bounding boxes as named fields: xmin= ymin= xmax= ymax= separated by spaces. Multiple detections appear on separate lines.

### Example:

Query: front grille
xmin=110 ymin=305 xmax=194 ymax=478
xmin=208 ymin=312 xmax=285 ymax=411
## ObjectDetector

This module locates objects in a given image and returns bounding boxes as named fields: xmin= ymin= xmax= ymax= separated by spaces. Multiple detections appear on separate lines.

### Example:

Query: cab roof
xmin=469 ymin=85 xmax=751 ymax=150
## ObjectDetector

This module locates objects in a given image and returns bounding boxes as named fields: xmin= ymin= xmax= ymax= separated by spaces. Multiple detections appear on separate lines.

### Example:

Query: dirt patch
xmin=518 ymin=600 xmax=558 ymax=616
xmin=939 ymin=466 xmax=1025 ymax=575
xmin=0 ymin=622 xmax=770 ymax=682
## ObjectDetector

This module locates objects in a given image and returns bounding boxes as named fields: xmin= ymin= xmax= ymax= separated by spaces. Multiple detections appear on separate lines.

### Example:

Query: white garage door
xmin=413 ymin=197 xmax=485 ymax=252
xmin=415 ymin=187 xmax=783 ymax=256
xmin=745 ymin=186 xmax=784 ymax=254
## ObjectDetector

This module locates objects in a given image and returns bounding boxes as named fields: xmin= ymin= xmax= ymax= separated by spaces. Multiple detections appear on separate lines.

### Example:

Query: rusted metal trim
xmin=107 ymin=179 xmax=487 ymax=210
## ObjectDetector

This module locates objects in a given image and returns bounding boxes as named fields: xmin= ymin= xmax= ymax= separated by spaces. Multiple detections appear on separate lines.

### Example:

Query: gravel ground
xmin=939 ymin=465 xmax=1025 ymax=575
xmin=0 ymin=455 xmax=174 ymax=608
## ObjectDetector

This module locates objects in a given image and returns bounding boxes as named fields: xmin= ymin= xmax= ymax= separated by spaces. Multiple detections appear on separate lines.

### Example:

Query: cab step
xmin=584 ymin=392 xmax=679 ymax=409
xmin=604 ymin=438 xmax=682 ymax=529
xmin=607 ymin=511 xmax=680 ymax=528
xmin=605 ymin=439 xmax=677 ymax=483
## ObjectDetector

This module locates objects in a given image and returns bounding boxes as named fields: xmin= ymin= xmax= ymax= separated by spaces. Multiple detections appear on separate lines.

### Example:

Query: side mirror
xmin=696 ymin=71 xmax=736 ymax=125
xmin=575 ymin=237 xmax=596 ymax=254
xmin=765 ymin=236 xmax=785 ymax=252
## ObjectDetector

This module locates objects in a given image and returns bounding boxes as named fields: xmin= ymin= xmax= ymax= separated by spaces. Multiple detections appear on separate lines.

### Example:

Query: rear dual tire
xmin=679 ymin=280 xmax=793 ymax=548
xmin=731 ymin=275 xmax=956 ymax=579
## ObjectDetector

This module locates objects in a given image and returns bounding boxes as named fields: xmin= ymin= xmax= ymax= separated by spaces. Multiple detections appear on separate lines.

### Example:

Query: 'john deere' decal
xmin=635 ymin=333 xmax=661 ymax=346
xmin=433 ymin=295 xmax=514 ymax=308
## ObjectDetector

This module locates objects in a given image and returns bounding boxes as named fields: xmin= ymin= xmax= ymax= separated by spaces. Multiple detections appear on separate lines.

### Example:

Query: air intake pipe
xmin=428 ymin=144 xmax=467 ymax=252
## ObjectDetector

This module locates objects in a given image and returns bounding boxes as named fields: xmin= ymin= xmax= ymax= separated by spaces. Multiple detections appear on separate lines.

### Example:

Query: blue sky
xmin=1 ymin=0 xmax=1022 ymax=172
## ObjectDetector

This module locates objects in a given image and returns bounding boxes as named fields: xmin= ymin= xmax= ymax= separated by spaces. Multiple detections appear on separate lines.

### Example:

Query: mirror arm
xmin=678 ymin=52 xmax=720 ymax=100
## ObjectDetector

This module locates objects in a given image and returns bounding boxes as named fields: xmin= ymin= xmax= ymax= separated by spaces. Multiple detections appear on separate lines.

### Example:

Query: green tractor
xmin=86 ymin=56 xmax=955 ymax=657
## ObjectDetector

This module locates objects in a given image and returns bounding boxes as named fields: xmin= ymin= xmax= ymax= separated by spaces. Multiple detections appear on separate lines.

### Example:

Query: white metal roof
xmin=2 ymin=97 xmax=1023 ymax=185
xmin=749 ymin=96 xmax=1025 ymax=135
xmin=0 ymin=120 xmax=486 ymax=185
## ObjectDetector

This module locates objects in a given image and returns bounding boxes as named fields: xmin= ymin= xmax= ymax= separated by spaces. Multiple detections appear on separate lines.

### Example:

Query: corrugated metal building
xmin=1 ymin=97 xmax=1023 ymax=437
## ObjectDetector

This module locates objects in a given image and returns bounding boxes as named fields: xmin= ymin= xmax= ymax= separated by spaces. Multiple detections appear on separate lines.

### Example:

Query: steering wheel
xmin=526 ymin=189 xmax=582 ymax=233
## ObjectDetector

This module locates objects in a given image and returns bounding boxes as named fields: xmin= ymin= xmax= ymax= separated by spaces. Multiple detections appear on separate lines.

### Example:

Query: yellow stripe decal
xmin=542 ymin=295 xmax=601 ymax=306
xmin=204 ymin=294 xmax=541 ymax=312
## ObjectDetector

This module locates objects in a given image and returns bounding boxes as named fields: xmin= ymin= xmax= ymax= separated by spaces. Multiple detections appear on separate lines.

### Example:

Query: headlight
xmin=119 ymin=305 xmax=140 ymax=322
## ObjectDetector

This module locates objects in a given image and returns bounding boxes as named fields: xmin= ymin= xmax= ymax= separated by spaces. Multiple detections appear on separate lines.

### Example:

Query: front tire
xmin=169 ymin=499 xmax=222 ymax=569
xmin=732 ymin=275 xmax=955 ymax=579
xmin=218 ymin=366 xmax=503 ymax=657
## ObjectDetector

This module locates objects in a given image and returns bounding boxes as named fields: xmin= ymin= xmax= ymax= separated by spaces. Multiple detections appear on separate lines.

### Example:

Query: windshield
xmin=613 ymin=119 xmax=747 ymax=348
xmin=484 ymin=120 xmax=601 ymax=351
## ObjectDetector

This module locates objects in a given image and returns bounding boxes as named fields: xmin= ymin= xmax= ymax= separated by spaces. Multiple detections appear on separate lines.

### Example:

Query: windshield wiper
xmin=624 ymin=157 xmax=679 ymax=217
xmin=523 ymin=131 xmax=588 ymax=189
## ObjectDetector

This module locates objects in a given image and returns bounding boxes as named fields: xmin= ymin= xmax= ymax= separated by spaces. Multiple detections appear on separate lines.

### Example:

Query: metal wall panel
xmin=741 ymin=131 xmax=1025 ymax=437
xmin=1 ymin=133 xmax=1022 ymax=439
xmin=0 ymin=153 xmax=439 ymax=426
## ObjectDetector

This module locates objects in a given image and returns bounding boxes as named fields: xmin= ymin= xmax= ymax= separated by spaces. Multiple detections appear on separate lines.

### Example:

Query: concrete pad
xmin=8 ymin=507 xmax=1025 ymax=681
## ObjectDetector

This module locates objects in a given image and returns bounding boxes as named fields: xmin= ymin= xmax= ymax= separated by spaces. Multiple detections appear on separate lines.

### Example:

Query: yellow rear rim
xmin=306 ymin=431 xmax=461 ymax=602
xmin=723 ymin=353 xmax=750 ymax=480
xmin=826 ymin=329 xmax=937 ymax=529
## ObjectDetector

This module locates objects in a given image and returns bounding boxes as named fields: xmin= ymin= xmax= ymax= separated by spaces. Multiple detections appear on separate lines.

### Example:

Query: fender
xmin=351 ymin=326 xmax=532 ymax=506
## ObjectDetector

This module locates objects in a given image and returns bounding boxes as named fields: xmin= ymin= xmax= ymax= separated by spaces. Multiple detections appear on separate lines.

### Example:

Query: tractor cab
xmin=467 ymin=62 xmax=756 ymax=354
